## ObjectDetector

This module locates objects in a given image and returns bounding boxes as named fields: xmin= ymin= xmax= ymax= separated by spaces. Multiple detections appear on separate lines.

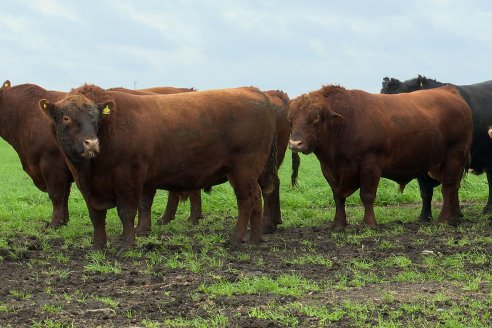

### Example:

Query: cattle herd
xmin=0 ymin=76 xmax=491 ymax=251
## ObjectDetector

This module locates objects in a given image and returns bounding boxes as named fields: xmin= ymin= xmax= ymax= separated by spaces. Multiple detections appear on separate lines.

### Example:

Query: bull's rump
xmin=104 ymin=87 xmax=275 ymax=191
xmin=347 ymin=86 xmax=471 ymax=182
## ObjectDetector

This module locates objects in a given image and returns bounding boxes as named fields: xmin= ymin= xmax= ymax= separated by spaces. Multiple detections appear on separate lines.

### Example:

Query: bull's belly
xmin=382 ymin=166 xmax=426 ymax=183
xmin=152 ymin=167 xmax=229 ymax=192
xmin=381 ymin=169 xmax=423 ymax=187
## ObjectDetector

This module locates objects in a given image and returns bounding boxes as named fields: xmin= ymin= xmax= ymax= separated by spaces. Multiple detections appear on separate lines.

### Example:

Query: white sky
xmin=1 ymin=0 xmax=492 ymax=97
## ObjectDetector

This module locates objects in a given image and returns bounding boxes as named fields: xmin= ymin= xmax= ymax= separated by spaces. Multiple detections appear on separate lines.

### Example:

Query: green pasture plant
xmin=199 ymin=274 xmax=320 ymax=297
xmin=161 ymin=314 xmax=230 ymax=328
xmin=94 ymin=296 xmax=119 ymax=308
xmin=9 ymin=289 xmax=31 ymax=300
xmin=42 ymin=303 xmax=63 ymax=314
xmin=83 ymin=251 xmax=122 ymax=274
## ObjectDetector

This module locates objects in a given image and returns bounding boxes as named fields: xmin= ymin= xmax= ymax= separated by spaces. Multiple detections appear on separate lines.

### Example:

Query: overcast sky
xmin=1 ymin=0 xmax=492 ymax=97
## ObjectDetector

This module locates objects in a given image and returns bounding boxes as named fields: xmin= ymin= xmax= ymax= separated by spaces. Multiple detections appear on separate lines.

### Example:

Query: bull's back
xmin=107 ymin=87 xmax=276 ymax=190
xmin=348 ymin=87 xmax=471 ymax=180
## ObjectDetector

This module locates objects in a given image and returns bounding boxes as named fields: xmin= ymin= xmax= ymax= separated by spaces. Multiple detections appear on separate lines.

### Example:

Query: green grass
xmin=199 ymin=273 xmax=321 ymax=297
xmin=0 ymin=138 xmax=490 ymax=326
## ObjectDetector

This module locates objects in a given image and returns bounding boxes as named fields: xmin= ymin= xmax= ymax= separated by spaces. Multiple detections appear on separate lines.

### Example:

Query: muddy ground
xmin=1 ymin=209 xmax=491 ymax=327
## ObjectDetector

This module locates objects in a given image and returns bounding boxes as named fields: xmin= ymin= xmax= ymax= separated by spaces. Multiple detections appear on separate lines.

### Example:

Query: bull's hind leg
xmin=438 ymin=150 xmax=467 ymax=225
xmin=228 ymin=173 xmax=263 ymax=245
xmin=47 ymin=183 xmax=71 ymax=228
xmin=262 ymin=175 xmax=281 ymax=234
xmin=157 ymin=192 xmax=180 ymax=225
xmin=188 ymin=190 xmax=202 ymax=224
xmin=482 ymin=169 xmax=492 ymax=214
xmin=43 ymin=165 xmax=72 ymax=228
xmin=417 ymin=174 xmax=440 ymax=221
xmin=136 ymin=188 xmax=156 ymax=236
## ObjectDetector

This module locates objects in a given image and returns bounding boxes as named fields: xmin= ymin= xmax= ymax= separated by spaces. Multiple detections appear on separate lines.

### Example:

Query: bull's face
xmin=288 ymin=93 xmax=343 ymax=154
xmin=40 ymin=95 xmax=113 ymax=163
xmin=288 ymin=93 xmax=333 ymax=154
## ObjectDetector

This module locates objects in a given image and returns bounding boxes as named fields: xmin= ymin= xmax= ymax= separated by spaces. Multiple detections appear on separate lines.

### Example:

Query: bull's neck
xmin=0 ymin=97 xmax=24 ymax=145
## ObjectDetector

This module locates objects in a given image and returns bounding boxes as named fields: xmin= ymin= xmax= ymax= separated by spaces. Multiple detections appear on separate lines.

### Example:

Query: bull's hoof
xmin=187 ymin=215 xmax=202 ymax=225
xmin=118 ymin=240 xmax=135 ymax=251
xmin=418 ymin=215 xmax=433 ymax=223
xmin=262 ymin=223 xmax=278 ymax=234
xmin=91 ymin=242 xmax=106 ymax=251
xmin=482 ymin=205 xmax=492 ymax=215
xmin=135 ymin=227 xmax=151 ymax=236
xmin=437 ymin=218 xmax=460 ymax=227
xmin=364 ymin=222 xmax=378 ymax=229
xmin=249 ymin=233 xmax=264 ymax=244
xmin=157 ymin=217 xmax=172 ymax=225
xmin=45 ymin=220 xmax=68 ymax=229
xmin=330 ymin=222 xmax=348 ymax=231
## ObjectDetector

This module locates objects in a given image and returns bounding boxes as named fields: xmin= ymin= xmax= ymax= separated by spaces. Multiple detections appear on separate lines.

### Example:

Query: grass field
xmin=0 ymin=138 xmax=491 ymax=327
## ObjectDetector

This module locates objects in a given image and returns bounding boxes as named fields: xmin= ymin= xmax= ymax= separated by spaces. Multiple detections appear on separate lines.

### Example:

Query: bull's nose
xmin=289 ymin=139 xmax=303 ymax=150
xmin=83 ymin=138 xmax=99 ymax=151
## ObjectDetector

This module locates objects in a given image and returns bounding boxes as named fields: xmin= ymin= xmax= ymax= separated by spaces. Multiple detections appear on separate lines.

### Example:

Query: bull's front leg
xmin=359 ymin=159 xmax=381 ymax=227
xmin=116 ymin=204 xmax=137 ymax=249
xmin=332 ymin=193 xmax=347 ymax=229
xmin=88 ymin=207 xmax=108 ymax=250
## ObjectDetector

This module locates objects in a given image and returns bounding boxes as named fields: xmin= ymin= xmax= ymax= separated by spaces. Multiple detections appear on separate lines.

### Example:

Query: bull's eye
xmin=62 ymin=116 xmax=71 ymax=123
xmin=312 ymin=114 xmax=320 ymax=124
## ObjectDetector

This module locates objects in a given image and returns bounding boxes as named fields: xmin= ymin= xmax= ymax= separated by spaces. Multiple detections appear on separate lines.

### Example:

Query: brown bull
xmin=288 ymin=85 xmax=472 ymax=227
xmin=0 ymin=81 xmax=193 ymax=228
xmin=152 ymin=90 xmax=299 ymax=234
xmin=0 ymin=81 xmax=72 ymax=227
xmin=41 ymin=85 xmax=277 ymax=249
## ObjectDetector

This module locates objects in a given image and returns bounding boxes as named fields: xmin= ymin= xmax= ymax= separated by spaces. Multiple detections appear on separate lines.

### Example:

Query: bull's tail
xmin=291 ymin=152 xmax=300 ymax=187
xmin=263 ymin=130 xmax=278 ymax=194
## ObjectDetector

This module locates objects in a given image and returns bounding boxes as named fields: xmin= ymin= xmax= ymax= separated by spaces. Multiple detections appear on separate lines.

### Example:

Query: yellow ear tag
xmin=4 ymin=83 xmax=8 ymax=88
xmin=43 ymin=103 xmax=47 ymax=109
xmin=102 ymin=106 xmax=111 ymax=115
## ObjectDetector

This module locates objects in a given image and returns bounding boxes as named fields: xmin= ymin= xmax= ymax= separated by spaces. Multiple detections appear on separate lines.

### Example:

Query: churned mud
xmin=0 ymin=206 xmax=491 ymax=327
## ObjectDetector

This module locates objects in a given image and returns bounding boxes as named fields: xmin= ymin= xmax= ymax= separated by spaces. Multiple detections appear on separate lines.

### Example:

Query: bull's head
xmin=288 ymin=91 xmax=343 ymax=154
xmin=381 ymin=75 xmax=431 ymax=94
xmin=40 ymin=94 xmax=113 ymax=163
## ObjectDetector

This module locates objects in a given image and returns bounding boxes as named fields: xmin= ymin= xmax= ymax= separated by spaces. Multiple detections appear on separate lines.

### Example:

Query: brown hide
xmin=289 ymin=85 xmax=472 ymax=226
xmin=44 ymin=85 xmax=277 ymax=249
xmin=107 ymin=86 xmax=194 ymax=95
xmin=154 ymin=89 xmax=292 ymax=234
xmin=0 ymin=81 xmax=72 ymax=227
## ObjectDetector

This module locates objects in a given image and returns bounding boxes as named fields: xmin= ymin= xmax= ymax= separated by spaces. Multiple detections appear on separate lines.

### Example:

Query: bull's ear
xmin=39 ymin=99 xmax=56 ymax=118
xmin=1 ymin=80 xmax=10 ymax=89
xmin=97 ymin=101 xmax=114 ymax=116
